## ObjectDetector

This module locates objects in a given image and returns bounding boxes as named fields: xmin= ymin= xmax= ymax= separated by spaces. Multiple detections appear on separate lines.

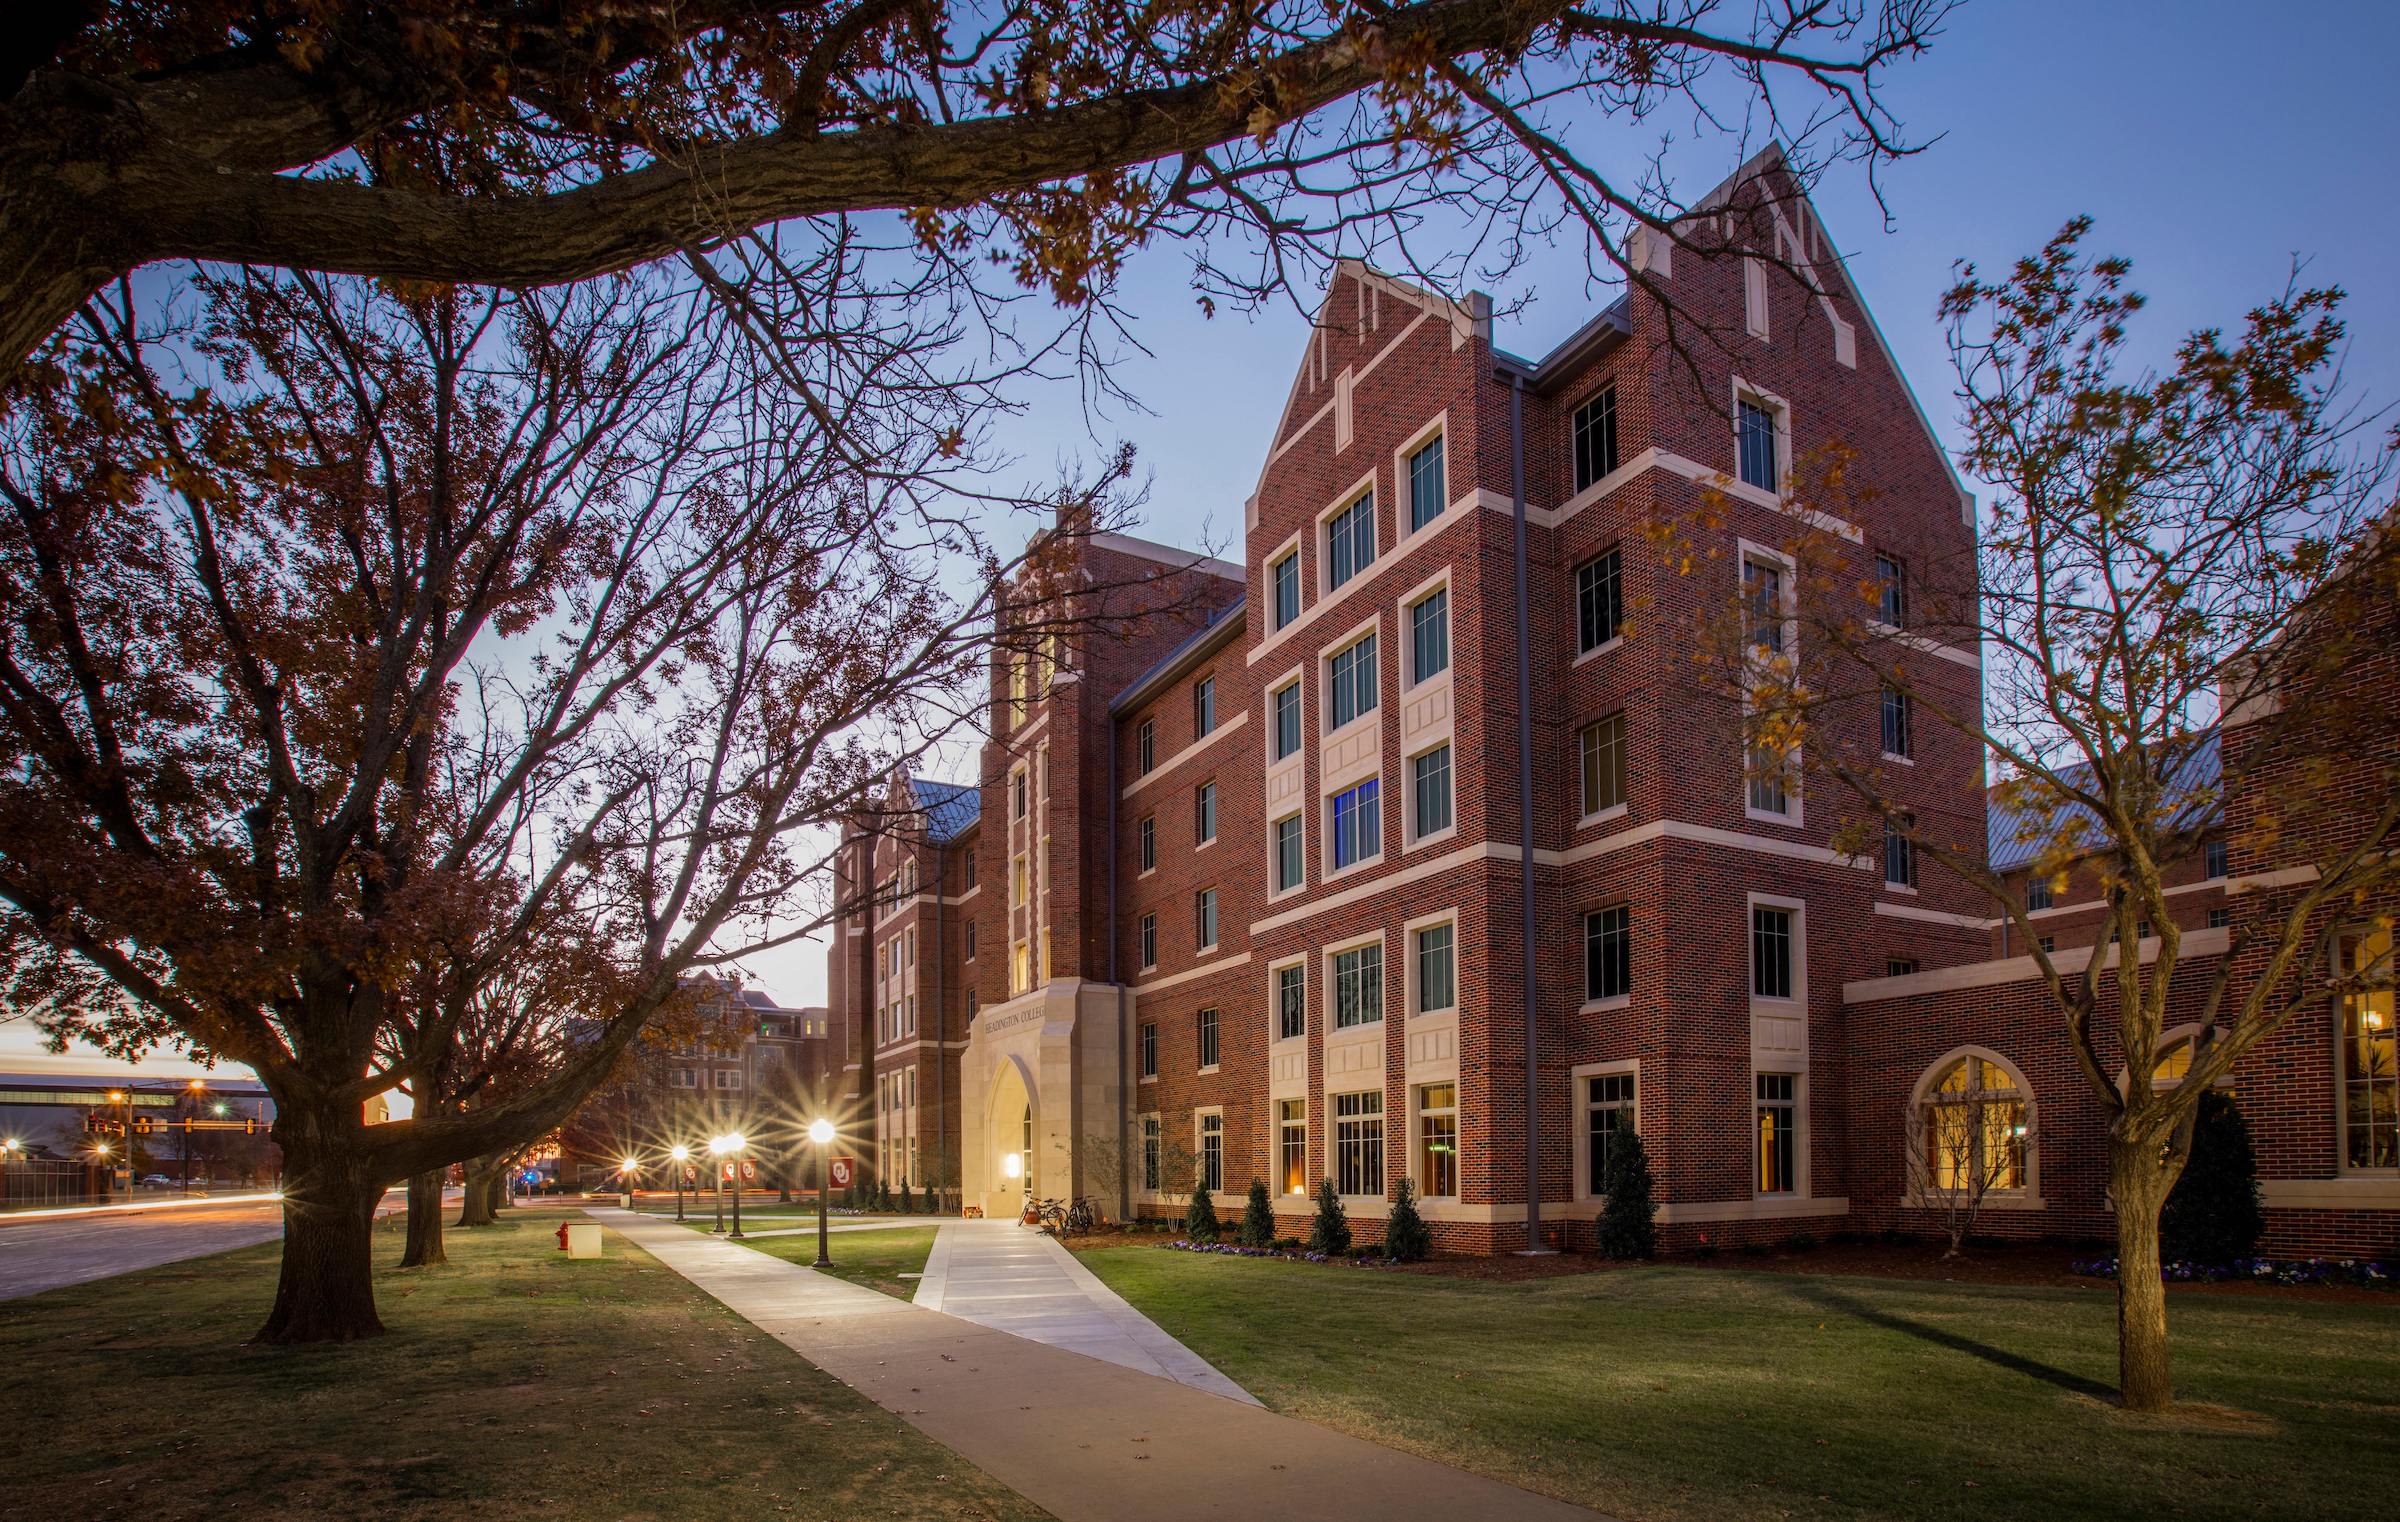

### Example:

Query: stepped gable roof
xmin=1987 ymin=730 xmax=2222 ymax=872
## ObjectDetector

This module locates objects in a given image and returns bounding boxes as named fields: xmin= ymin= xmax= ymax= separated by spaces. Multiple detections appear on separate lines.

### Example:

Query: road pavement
xmin=0 ymin=1195 xmax=294 ymax=1301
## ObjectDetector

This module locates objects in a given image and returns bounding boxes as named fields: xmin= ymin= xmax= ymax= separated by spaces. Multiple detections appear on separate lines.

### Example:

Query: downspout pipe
xmin=1108 ymin=710 xmax=1131 ymax=1224
xmin=932 ymin=835 xmax=948 ymax=1212
xmin=1509 ymin=370 xmax=1551 ymax=1255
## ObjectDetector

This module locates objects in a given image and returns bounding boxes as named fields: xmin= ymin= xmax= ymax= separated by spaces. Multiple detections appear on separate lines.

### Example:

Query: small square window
xmin=2207 ymin=907 xmax=2231 ymax=929
xmin=1886 ymin=957 xmax=1917 ymax=977
xmin=2037 ymin=935 xmax=2055 ymax=954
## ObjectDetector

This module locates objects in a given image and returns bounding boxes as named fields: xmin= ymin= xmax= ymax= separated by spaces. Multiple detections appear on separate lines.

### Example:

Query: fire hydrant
xmin=556 ymin=1220 xmax=572 ymax=1252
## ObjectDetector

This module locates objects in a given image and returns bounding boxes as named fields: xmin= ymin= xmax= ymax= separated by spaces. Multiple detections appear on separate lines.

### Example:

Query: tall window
xmin=1141 ymin=1114 xmax=1161 ymax=1189
xmin=1276 ymin=963 xmax=1307 ymax=1041
xmin=1920 ymin=1055 xmax=2026 ymax=1192
xmin=1329 ymin=633 xmax=1379 ymax=728
xmin=1747 ymin=742 xmax=1791 ymax=817
xmin=1881 ymin=685 xmax=1913 ymax=759
xmin=1138 ymin=815 xmax=1156 ymax=872
xmin=1193 ymin=674 xmax=1216 ymax=736
xmin=1195 ymin=887 xmax=1218 ymax=950
xmin=965 ymin=922 xmax=977 ymax=960
xmin=2205 ymin=838 xmax=2229 ymax=879
xmin=1757 ymin=1073 xmax=1798 ymax=1193
xmin=1279 ymin=1099 xmax=1308 ymax=1194
xmin=1737 ymin=397 xmax=1779 ymax=491
xmin=2026 ymin=876 xmax=2053 ymax=911
xmin=2339 ymin=926 xmax=2396 ymax=1170
xmin=1752 ymin=905 xmax=1795 ymax=999
xmin=1572 ymin=385 xmax=1619 ymax=492
xmin=1334 ymin=942 xmax=1384 ymax=1028
xmin=1410 ymin=589 xmax=1450 ymax=683
xmin=1013 ymin=769 xmax=1028 ymax=818
xmin=1011 ymin=941 xmax=1031 ymax=993
xmin=1742 ymin=557 xmax=1785 ymax=654
xmin=1412 ymin=745 xmax=1453 ymax=839
xmin=1195 ymin=781 xmax=1217 ymax=844
xmin=1415 ymin=922 xmax=1456 ymax=1014
xmin=1579 ymin=713 xmax=1627 ymax=816
xmin=1331 ymin=778 xmax=1381 ymax=867
xmin=1418 ymin=1084 xmax=1458 ymax=1197
xmin=1137 ymin=719 xmax=1156 ymax=775
xmin=1139 ymin=1023 xmax=1157 ymax=1080
xmin=1875 ymin=553 xmax=1907 ymax=626
xmin=1197 ymin=1006 xmax=1220 ymax=1069
xmin=1273 ymin=682 xmax=1302 ymax=759
xmin=1576 ymin=548 xmax=1623 ymax=652
xmin=1272 ymin=551 xmax=1301 ymax=629
xmin=1885 ymin=817 xmax=1917 ymax=888
xmin=1586 ymin=1073 xmax=1636 ymax=1194
xmin=1334 ymin=1091 xmax=1384 ymax=1196
xmin=1408 ymin=434 xmax=1447 ymax=531
xmin=1198 ymin=1113 xmax=1223 ymax=1193
xmin=1139 ymin=912 xmax=1157 ymax=970
xmin=1327 ymin=493 xmax=1376 ymax=591
xmin=1273 ymin=814 xmax=1304 ymax=892
xmin=1584 ymin=906 xmax=1630 ymax=1001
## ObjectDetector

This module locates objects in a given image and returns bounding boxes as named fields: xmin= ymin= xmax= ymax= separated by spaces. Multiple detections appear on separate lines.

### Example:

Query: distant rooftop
xmin=910 ymin=776 xmax=981 ymax=844
xmin=1110 ymin=596 xmax=1247 ymax=716
xmin=1986 ymin=731 xmax=2222 ymax=872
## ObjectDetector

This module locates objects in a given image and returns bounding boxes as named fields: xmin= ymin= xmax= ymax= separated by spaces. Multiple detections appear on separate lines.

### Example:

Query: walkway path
xmin=914 ymin=1220 xmax=1254 ymax=1402
xmin=589 ymin=1207 xmax=1604 ymax=1522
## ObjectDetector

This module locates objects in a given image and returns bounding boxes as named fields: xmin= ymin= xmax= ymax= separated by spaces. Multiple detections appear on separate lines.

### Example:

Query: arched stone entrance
xmin=984 ymin=1055 xmax=1037 ymax=1222
xmin=958 ymin=977 xmax=1133 ymax=1221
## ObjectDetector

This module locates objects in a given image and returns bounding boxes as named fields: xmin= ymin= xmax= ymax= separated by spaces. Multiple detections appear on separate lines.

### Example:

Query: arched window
xmin=2118 ymin=1024 xmax=2233 ymax=1097
xmin=1914 ymin=1051 xmax=2031 ymax=1194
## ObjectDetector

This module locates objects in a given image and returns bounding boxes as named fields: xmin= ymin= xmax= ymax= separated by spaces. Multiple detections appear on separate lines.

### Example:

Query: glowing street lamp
xmin=806 ymin=1118 xmax=837 ymax=1268
xmin=723 ymin=1131 xmax=747 ymax=1239
xmin=618 ymin=1155 xmax=640 ymax=1209
xmin=669 ymin=1144 xmax=691 ymax=1222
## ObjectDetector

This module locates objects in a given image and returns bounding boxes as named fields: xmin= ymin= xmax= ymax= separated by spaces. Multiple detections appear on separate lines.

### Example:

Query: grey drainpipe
xmin=932 ymin=836 xmax=948 ymax=1211
xmin=1509 ymin=370 xmax=1547 ymax=1254
xmin=1108 ymin=716 xmax=1131 ymax=1223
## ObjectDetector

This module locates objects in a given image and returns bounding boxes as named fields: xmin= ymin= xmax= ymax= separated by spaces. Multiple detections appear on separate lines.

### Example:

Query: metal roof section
xmin=1108 ymin=596 xmax=1249 ymax=716
xmin=1986 ymin=730 xmax=2223 ymax=872
xmin=1492 ymin=295 xmax=1635 ymax=392
xmin=908 ymin=776 xmax=983 ymax=844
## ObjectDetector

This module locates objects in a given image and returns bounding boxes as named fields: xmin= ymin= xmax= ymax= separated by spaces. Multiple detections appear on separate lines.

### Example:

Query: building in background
xmin=0 ymin=1071 xmax=276 ymax=1202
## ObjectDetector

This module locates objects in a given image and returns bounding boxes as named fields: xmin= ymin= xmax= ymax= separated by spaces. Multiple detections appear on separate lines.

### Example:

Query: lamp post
xmin=807 ymin=1118 xmax=836 ymax=1268
xmin=1 ymin=1137 xmax=18 ymax=1208
xmin=669 ymin=1144 xmax=690 ymax=1221
xmin=619 ymin=1155 xmax=640 ymax=1210
xmin=108 ymin=1089 xmax=131 ymax=1199
xmin=725 ymin=1132 xmax=747 ymax=1239
xmin=708 ymin=1134 xmax=729 ymax=1234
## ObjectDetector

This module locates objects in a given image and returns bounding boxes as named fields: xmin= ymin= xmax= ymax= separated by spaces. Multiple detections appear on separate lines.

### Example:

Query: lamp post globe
xmin=807 ymin=1118 xmax=837 ymax=1267
xmin=724 ymin=1133 xmax=747 ymax=1239
xmin=669 ymin=1144 xmax=691 ymax=1221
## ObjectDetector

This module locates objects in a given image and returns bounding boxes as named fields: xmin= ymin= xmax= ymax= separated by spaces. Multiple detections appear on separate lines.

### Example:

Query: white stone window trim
xmin=1266 ymin=953 xmax=1310 ymax=1049
xmin=1329 ymin=1086 xmax=1389 ymax=1202
xmin=1263 ymin=663 xmax=1307 ymax=766
xmin=1264 ymin=808 xmax=1308 ymax=903
xmin=1401 ymin=905 xmax=1461 ymax=1018
xmin=1402 ymin=737 xmax=1459 ymax=853
xmin=1571 ymin=633 xmax=1625 ymax=670
xmin=1321 ymin=771 xmax=1389 ymax=884
xmin=1263 ymin=529 xmax=1305 ymax=630
xmin=1317 ymin=610 xmax=1386 ymax=741
xmin=1395 ymin=564 xmax=1454 ymax=690
xmin=1410 ymin=1079 xmax=1462 ymax=1201
xmin=1904 ymin=1044 xmax=2045 ymax=1210
xmin=1248 ymin=474 xmax=1383 ymax=667
xmin=1745 ymin=890 xmax=1809 ymax=1012
xmin=1736 ymin=536 xmax=1804 ymax=829
xmin=1322 ymin=926 xmax=1389 ymax=1033
xmin=1571 ymin=1058 xmax=1640 ymax=1203
xmin=1728 ymin=376 xmax=1794 ymax=499
xmin=1390 ymin=410 xmax=1457 ymax=549
xmin=1314 ymin=469 xmax=1383 ymax=600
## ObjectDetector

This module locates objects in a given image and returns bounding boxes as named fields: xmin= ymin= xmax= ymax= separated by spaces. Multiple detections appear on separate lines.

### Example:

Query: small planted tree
xmin=1240 ymin=1180 xmax=1276 ymax=1250
xmin=1906 ymin=1082 xmax=2035 ymax=1260
xmin=1309 ymin=1179 xmax=1351 ymax=1257
xmin=2161 ymin=1091 xmax=2265 ymax=1265
xmin=898 ymin=1182 xmax=916 ymax=1215
xmin=1384 ymin=1179 xmax=1432 ymax=1263
xmin=1183 ymin=1180 xmax=1221 ymax=1244
xmin=1597 ymin=1129 xmax=1659 ymax=1261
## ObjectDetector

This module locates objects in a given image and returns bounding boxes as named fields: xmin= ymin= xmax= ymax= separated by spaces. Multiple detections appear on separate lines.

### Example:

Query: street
xmin=0 ymin=1195 xmax=290 ymax=1301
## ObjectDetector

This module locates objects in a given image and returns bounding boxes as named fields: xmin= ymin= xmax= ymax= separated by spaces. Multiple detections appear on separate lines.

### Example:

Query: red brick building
xmin=827 ymin=147 xmax=2399 ymax=1258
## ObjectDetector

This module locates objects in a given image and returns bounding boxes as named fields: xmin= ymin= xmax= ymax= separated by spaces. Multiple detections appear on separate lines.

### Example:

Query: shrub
xmin=1239 ymin=1179 xmax=1275 ymax=1249
xmin=1275 ymin=1237 xmax=1302 ymax=1254
xmin=2162 ymin=1089 xmax=2266 ymax=1265
xmin=898 ymin=1181 xmax=916 ymax=1214
xmin=877 ymin=1180 xmax=895 ymax=1213
xmin=1595 ymin=1126 xmax=1658 ymax=1260
xmin=1739 ymin=1240 xmax=1771 ymax=1257
xmin=1184 ymin=1181 xmax=1222 ymax=1243
xmin=1384 ymin=1178 xmax=1432 ymax=1262
xmin=1785 ymin=1230 xmax=1819 ymax=1252
xmin=1308 ymin=1178 xmax=1351 ymax=1256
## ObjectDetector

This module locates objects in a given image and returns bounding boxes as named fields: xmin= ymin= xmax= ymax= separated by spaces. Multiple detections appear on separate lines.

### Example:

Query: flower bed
xmin=1163 ymin=1238 xmax=1396 ymax=1268
xmin=2069 ymin=1255 xmax=2393 ymax=1289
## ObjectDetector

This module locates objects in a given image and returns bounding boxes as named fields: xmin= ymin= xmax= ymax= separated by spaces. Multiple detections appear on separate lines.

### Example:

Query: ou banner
xmin=720 ymin=1159 xmax=758 ymax=1182
xmin=828 ymin=1156 xmax=856 ymax=1190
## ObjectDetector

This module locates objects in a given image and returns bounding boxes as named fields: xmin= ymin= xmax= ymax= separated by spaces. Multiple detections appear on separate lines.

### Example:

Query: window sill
xmin=1577 ymin=802 xmax=1629 ymax=830
xmin=1743 ymin=807 xmax=1802 ymax=828
xmin=1881 ymin=752 xmax=1916 ymax=767
xmin=1882 ymin=883 xmax=1919 ymax=897
xmin=1323 ymin=853 xmax=1386 ymax=884
xmin=1572 ymin=635 xmax=1625 ymax=668
xmin=1413 ymin=1004 xmax=1459 ymax=1020
xmin=1138 ymin=867 xmax=1156 ymax=880
xmin=1139 ymin=1073 xmax=1157 ymax=1085
xmin=1578 ymin=995 xmax=1631 ymax=1015
xmin=1197 ymin=1065 xmax=1221 ymax=1076
xmin=1406 ymin=826 xmax=1459 ymax=853
xmin=1268 ymin=882 xmax=1307 ymax=902
xmin=1321 ymin=711 xmax=1378 ymax=746
xmin=1196 ymin=837 xmax=1217 ymax=853
xmin=1329 ymin=1019 xmax=1386 ymax=1037
xmin=1198 ymin=942 xmax=1220 ymax=956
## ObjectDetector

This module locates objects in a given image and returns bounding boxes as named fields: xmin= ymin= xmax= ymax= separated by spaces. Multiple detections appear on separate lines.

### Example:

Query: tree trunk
xmin=255 ymin=1142 xmax=387 ymax=1343
xmin=457 ymin=1159 xmax=500 ymax=1227
xmin=492 ymin=1169 xmax=514 ymax=1210
xmin=2111 ymin=1142 xmax=2174 ymax=1412
xmin=399 ymin=1169 xmax=447 ymax=1267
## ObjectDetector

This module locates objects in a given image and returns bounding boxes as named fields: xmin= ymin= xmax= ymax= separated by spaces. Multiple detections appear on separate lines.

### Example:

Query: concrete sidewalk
xmin=915 ymin=1220 xmax=1255 ymax=1402
xmin=590 ymin=1208 xmax=1605 ymax=1522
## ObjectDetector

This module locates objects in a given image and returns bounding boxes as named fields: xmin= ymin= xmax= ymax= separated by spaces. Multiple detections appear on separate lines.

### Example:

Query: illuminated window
xmin=1756 ymin=1074 xmax=1798 ymax=1194
xmin=1417 ymin=1083 xmax=1458 ymax=1198
xmin=2339 ymin=927 xmax=2396 ymax=1171
xmin=1918 ymin=1055 xmax=2027 ymax=1193
xmin=1279 ymin=1099 xmax=1308 ymax=1195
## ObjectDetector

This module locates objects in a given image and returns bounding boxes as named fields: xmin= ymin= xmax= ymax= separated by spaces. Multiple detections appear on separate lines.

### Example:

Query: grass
xmin=725 ymin=1226 xmax=940 ymax=1300
xmin=1083 ymin=1247 xmax=2400 ymax=1522
xmin=0 ymin=1211 xmax=1044 ymax=1522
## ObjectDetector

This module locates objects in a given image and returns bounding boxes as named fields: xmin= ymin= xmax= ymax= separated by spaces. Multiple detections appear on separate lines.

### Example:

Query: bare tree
xmin=1654 ymin=220 xmax=2400 ymax=1410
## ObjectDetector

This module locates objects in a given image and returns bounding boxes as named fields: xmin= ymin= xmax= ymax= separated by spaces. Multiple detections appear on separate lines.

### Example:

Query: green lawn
xmin=1083 ymin=1248 xmax=2400 ymax=1522
xmin=0 ymin=1213 xmax=1043 ymax=1522
xmin=729 ymin=1225 xmax=940 ymax=1300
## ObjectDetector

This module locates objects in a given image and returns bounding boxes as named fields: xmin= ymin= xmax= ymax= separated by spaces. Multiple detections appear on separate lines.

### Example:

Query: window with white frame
xmin=1272 ymin=681 xmax=1302 ymax=759
xmin=1411 ymin=745 xmax=1453 ymax=840
xmin=1584 ymin=905 xmax=1630 ymax=1001
xmin=1139 ymin=912 xmax=1157 ymax=970
xmin=1881 ymin=685 xmax=1913 ymax=759
xmin=1273 ymin=813 xmax=1304 ymax=893
xmin=1195 ymin=780 xmax=1217 ymax=844
xmin=1327 ymin=493 xmax=1376 ymax=591
xmin=1194 ymin=674 xmax=1217 ymax=736
xmin=1751 ymin=904 xmax=1796 ymax=1000
xmin=1572 ymin=386 xmax=1619 ymax=492
xmin=1742 ymin=555 xmax=1786 ymax=655
xmin=1136 ymin=718 xmax=1155 ymax=775
xmin=1737 ymin=396 xmax=1780 ymax=492
xmin=1333 ymin=941 xmax=1384 ymax=1028
xmin=1586 ymin=1072 xmax=1636 ymax=1194
xmin=1414 ymin=922 xmax=1456 ymax=1014
xmin=1579 ymin=713 xmax=1627 ymax=816
xmin=1141 ymin=1113 xmax=1161 ymax=1189
xmin=1279 ymin=1098 xmax=1308 ymax=1195
xmin=1917 ymin=1054 xmax=2028 ymax=1193
xmin=1195 ymin=887 xmax=1218 ymax=950
xmin=1012 ymin=768 xmax=1028 ymax=819
xmin=1139 ymin=1022 xmax=1157 ymax=1080
xmin=1328 ymin=632 xmax=1379 ymax=729
xmin=1576 ymin=548 xmax=1623 ymax=653
xmin=1875 ymin=553 xmax=1907 ymax=626
xmin=1746 ymin=741 xmax=1792 ymax=818
xmin=1417 ymin=1083 xmax=1458 ymax=1197
xmin=2339 ymin=925 xmax=2396 ymax=1170
xmin=2026 ymin=875 xmax=2053 ymax=911
xmin=1330 ymin=777 xmax=1381 ymax=868
xmin=1409 ymin=588 xmax=1449 ymax=684
xmin=1756 ymin=1073 xmax=1799 ymax=1193
xmin=1275 ymin=962 xmax=1306 ymax=1041
xmin=1885 ymin=816 xmax=1917 ymax=889
xmin=1138 ymin=814 xmax=1155 ymax=872
xmin=1272 ymin=550 xmax=1301 ymax=629
xmin=1334 ymin=1091 xmax=1384 ymax=1196
xmin=1197 ymin=1006 xmax=1220 ymax=1070
xmin=1408 ymin=434 xmax=1447 ymax=532
xmin=1198 ymin=1111 xmax=1224 ymax=1192
xmin=715 ymin=1069 xmax=742 ymax=1090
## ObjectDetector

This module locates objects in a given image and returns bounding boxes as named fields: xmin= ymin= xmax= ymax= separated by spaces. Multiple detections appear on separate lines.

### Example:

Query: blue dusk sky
xmin=6 ymin=0 xmax=2392 ymax=1077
